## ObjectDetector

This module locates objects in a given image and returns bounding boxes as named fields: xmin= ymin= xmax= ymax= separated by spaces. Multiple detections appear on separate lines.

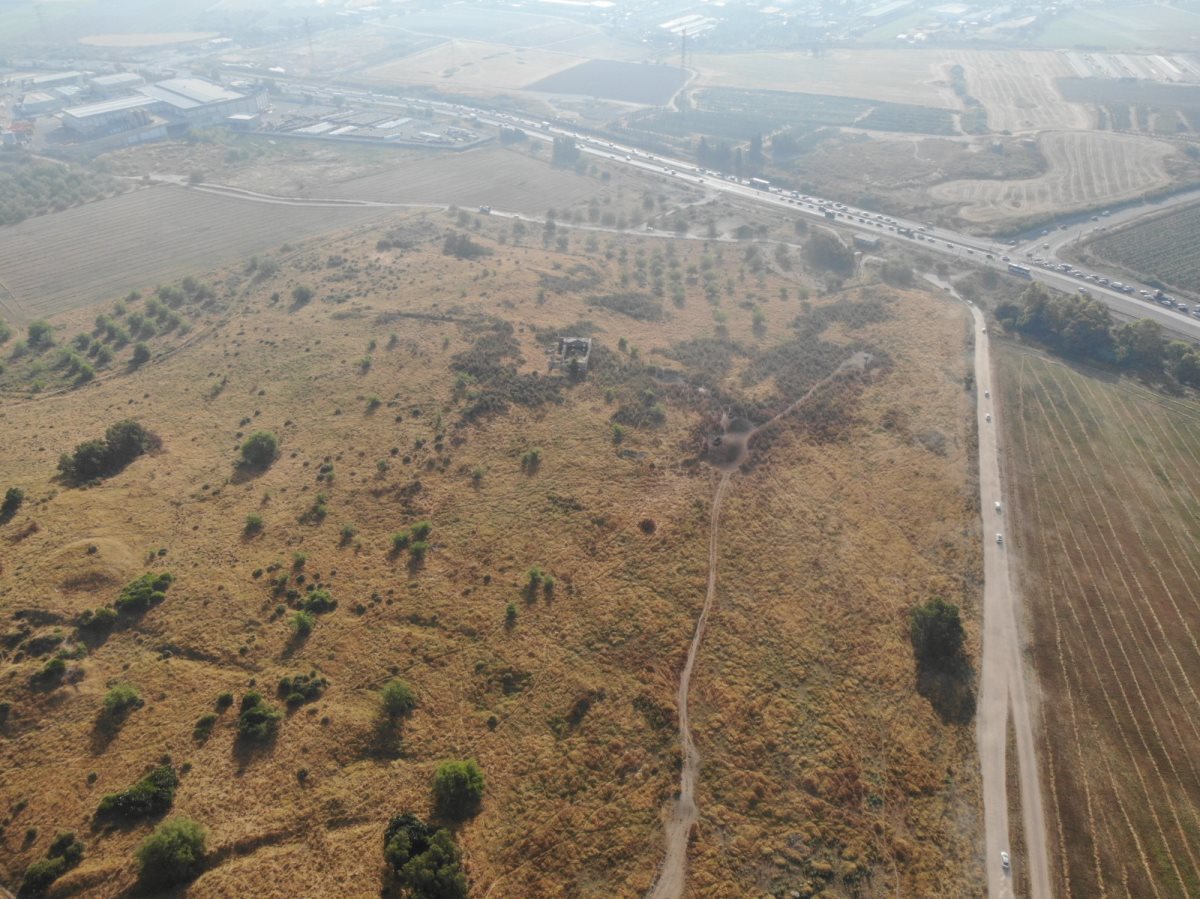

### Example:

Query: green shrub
xmin=300 ymin=589 xmax=336 ymax=614
xmin=409 ymin=540 xmax=428 ymax=563
xmin=381 ymin=679 xmax=417 ymax=718
xmin=339 ymin=522 xmax=357 ymax=544
xmin=135 ymin=817 xmax=206 ymax=890
xmin=47 ymin=832 xmax=84 ymax=866
xmin=101 ymin=683 xmax=141 ymax=718
xmin=383 ymin=814 xmax=467 ymax=899
xmin=114 ymin=572 xmax=173 ymax=615
xmin=410 ymin=520 xmax=432 ymax=540
xmin=33 ymin=656 xmax=66 ymax=687
xmin=76 ymin=607 xmax=116 ymax=637
xmin=215 ymin=692 xmax=234 ymax=711
xmin=193 ymin=713 xmax=218 ymax=741
xmin=278 ymin=672 xmax=328 ymax=706
xmin=290 ymin=610 xmax=316 ymax=637
xmin=236 ymin=692 xmax=282 ymax=742
xmin=239 ymin=431 xmax=278 ymax=469
xmin=432 ymin=760 xmax=485 ymax=820
xmin=26 ymin=319 xmax=54 ymax=349
xmin=291 ymin=285 xmax=314 ymax=307
xmin=97 ymin=765 xmax=178 ymax=822
xmin=391 ymin=530 xmax=411 ymax=553
xmin=17 ymin=856 xmax=66 ymax=898
xmin=130 ymin=342 xmax=151 ymax=366
xmin=244 ymin=513 xmax=264 ymax=535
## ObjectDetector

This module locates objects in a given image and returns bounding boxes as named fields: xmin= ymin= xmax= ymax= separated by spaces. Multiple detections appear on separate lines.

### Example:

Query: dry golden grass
xmin=0 ymin=208 xmax=981 ymax=897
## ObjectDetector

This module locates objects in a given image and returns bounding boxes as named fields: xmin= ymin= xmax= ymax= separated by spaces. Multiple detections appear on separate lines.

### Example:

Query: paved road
xmin=929 ymin=275 xmax=1052 ymax=899
xmin=290 ymin=82 xmax=1200 ymax=341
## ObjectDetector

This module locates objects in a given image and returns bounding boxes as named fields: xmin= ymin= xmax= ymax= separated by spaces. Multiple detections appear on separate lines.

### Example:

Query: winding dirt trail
xmin=647 ymin=354 xmax=870 ymax=899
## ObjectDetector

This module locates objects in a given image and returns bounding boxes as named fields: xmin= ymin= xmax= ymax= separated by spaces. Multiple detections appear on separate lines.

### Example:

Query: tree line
xmin=998 ymin=284 xmax=1200 ymax=387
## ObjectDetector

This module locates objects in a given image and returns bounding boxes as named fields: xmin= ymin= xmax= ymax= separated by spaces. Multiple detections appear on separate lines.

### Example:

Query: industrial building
xmin=61 ymin=77 xmax=263 ymax=140
xmin=90 ymin=72 xmax=145 ymax=97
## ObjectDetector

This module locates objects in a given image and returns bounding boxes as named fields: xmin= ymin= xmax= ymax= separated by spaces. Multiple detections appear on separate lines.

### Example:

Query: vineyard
xmin=998 ymin=347 xmax=1200 ymax=898
xmin=1087 ymin=201 xmax=1200 ymax=292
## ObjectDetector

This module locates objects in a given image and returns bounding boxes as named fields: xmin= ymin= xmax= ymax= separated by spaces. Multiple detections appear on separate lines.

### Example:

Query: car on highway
xmin=996 ymin=533 xmax=1004 ymax=545
xmin=995 ymin=501 xmax=1002 ymax=512
xmin=986 ymin=413 xmax=992 ymax=422
xmin=1001 ymin=851 xmax=1011 ymax=872
xmin=984 ymin=390 xmax=990 ymax=398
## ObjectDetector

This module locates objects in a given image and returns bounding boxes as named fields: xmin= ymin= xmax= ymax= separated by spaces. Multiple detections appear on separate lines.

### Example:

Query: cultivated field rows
xmin=932 ymin=130 xmax=1178 ymax=226
xmin=1000 ymin=349 xmax=1200 ymax=898
xmin=1089 ymin=201 xmax=1200 ymax=293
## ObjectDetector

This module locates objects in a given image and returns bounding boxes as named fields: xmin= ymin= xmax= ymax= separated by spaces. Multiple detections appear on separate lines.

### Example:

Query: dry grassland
xmin=0 ymin=210 xmax=980 ymax=897
xmin=997 ymin=347 xmax=1200 ymax=899
xmin=361 ymin=40 xmax=582 ymax=94
xmin=0 ymin=186 xmax=389 ymax=323
xmin=690 ymin=50 xmax=956 ymax=108
xmin=930 ymin=130 xmax=1180 ymax=228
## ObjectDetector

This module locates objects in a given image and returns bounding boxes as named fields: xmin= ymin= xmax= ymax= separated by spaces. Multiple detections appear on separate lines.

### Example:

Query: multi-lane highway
xmin=326 ymin=87 xmax=1200 ymax=342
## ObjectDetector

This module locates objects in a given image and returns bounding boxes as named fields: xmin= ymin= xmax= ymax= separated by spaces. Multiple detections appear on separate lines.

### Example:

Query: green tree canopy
xmin=910 ymin=597 xmax=965 ymax=668
xmin=432 ymin=760 xmax=484 ymax=820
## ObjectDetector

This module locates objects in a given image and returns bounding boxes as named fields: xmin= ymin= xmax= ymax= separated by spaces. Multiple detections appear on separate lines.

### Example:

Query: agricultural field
xmin=527 ymin=60 xmax=688 ymax=106
xmin=0 ymin=205 xmax=984 ymax=897
xmin=1058 ymin=77 xmax=1200 ymax=134
xmin=689 ymin=50 xmax=956 ymax=108
xmin=996 ymin=346 xmax=1200 ymax=899
xmin=949 ymin=50 xmax=1093 ymax=134
xmin=1030 ymin=3 xmax=1200 ymax=51
xmin=1086 ymin=201 xmax=1200 ymax=293
xmin=221 ymin=26 xmax=440 ymax=80
xmin=359 ymin=40 xmax=581 ymax=95
xmin=0 ymin=186 xmax=388 ymax=324
xmin=930 ymin=130 xmax=1184 ymax=230
xmin=782 ymin=133 xmax=1044 ymax=226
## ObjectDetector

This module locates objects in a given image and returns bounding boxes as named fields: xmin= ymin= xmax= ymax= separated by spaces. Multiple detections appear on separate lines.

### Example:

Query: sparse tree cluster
xmin=58 ymin=419 xmax=156 ymax=484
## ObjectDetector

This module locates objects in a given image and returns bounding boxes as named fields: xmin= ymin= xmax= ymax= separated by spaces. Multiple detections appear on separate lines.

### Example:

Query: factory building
xmin=61 ymin=77 xmax=263 ymax=140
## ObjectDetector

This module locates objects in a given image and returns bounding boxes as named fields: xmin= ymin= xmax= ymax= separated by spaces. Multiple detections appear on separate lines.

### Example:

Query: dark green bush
xmin=97 ymin=765 xmax=178 ymax=822
xmin=114 ymin=572 xmax=173 ymax=615
xmin=290 ymin=610 xmax=316 ymax=636
xmin=383 ymin=814 xmax=467 ymax=899
xmin=910 ymin=597 xmax=965 ymax=668
xmin=58 ymin=419 xmax=155 ymax=483
xmin=278 ymin=672 xmax=328 ymax=706
xmin=239 ymin=431 xmax=278 ymax=469
xmin=300 ymin=589 xmax=336 ymax=614
xmin=1 ymin=486 xmax=24 ymax=520
xmin=237 ymin=692 xmax=282 ymax=742
xmin=193 ymin=713 xmax=218 ymax=741
xmin=131 ymin=342 xmax=151 ymax=366
xmin=47 ymin=832 xmax=84 ymax=866
xmin=135 ymin=817 xmax=206 ymax=890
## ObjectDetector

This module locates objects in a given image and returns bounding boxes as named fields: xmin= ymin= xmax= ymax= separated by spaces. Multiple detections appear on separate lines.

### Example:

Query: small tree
xmin=432 ymin=760 xmax=484 ymax=820
xmin=26 ymin=319 xmax=54 ymax=349
xmin=135 ymin=818 xmax=206 ymax=890
xmin=910 ymin=598 xmax=965 ymax=668
xmin=240 ymin=431 xmax=279 ymax=469
xmin=131 ymin=342 xmax=151 ymax=367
